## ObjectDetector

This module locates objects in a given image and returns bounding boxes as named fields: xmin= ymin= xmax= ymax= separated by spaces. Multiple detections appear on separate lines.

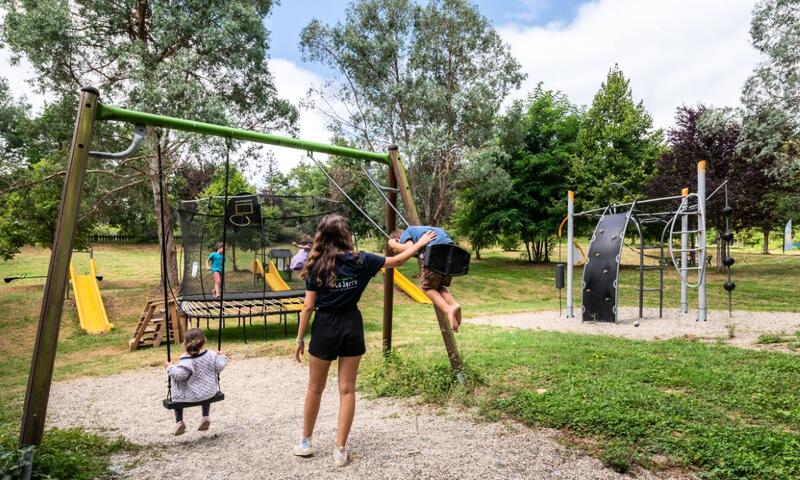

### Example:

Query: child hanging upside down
xmin=388 ymin=226 xmax=463 ymax=332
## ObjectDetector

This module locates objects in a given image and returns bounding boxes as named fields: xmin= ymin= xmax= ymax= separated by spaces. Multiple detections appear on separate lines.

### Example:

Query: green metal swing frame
xmin=19 ymin=87 xmax=463 ymax=447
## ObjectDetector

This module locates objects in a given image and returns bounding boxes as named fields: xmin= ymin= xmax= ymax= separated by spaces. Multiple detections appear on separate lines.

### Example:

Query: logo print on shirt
xmin=333 ymin=275 xmax=358 ymax=291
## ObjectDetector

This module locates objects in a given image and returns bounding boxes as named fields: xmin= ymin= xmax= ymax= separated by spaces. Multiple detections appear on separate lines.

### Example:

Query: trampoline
xmin=176 ymin=193 xmax=344 ymax=341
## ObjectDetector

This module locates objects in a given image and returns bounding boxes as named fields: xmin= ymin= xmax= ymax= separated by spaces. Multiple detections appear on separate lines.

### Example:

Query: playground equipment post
xmin=566 ymin=191 xmax=574 ymax=318
xmin=681 ymin=187 xmax=689 ymax=314
xmin=697 ymin=161 xmax=707 ymax=322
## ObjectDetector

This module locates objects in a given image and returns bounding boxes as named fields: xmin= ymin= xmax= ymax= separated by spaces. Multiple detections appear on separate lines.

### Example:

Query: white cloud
xmin=497 ymin=0 xmax=761 ymax=129
xmin=0 ymin=46 xmax=48 ymax=113
xmin=264 ymin=58 xmax=332 ymax=175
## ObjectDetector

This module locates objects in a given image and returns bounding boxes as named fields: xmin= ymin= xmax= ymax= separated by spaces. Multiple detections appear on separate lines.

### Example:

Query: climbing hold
xmin=594 ymin=252 xmax=600 ymax=257
xmin=602 ymin=268 xmax=609 ymax=274
xmin=604 ymin=297 xmax=611 ymax=302
xmin=586 ymin=288 xmax=592 ymax=293
xmin=599 ymin=229 xmax=605 ymax=234
xmin=721 ymin=206 xmax=733 ymax=216
xmin=722 ymin=257 xmax=735 ymax=267
xmin=721 ymin=231 xmax=734 ymax=242
xmin=724 ymin=281 xmax=736 ymax=292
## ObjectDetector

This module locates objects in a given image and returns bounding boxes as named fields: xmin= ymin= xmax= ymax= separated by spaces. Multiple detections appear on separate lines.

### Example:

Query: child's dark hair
xmin=184 ymin=328 xmax=206 ymax=355
xmin=301 ymin=214 xmax=355 ymax=287
xmin=214 ymin=242 xmax=224 ymax=251
xmin=299 ymin=234 xmax=312 ymax=245
xmin=389 ymin=229 xmax=405 ymax=240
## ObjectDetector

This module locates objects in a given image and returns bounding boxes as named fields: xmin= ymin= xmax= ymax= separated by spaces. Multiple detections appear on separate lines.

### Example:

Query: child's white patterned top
xmin=166 ymin=350 xmax=227 ymax=402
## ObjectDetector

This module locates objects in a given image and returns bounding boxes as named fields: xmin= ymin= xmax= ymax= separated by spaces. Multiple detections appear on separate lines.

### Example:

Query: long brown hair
xmin=301 ymin=214 xmax=355 ymax=288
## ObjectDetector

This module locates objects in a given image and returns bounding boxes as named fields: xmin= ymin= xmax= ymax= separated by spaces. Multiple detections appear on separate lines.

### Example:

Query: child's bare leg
xmin=439 ymin=288 xmax=461 ymax=325
xmin=424 ymin=289 xmax=459 ymax=332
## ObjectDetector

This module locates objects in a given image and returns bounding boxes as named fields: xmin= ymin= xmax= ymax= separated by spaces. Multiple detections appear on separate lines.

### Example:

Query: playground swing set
xmin=18 ymin=87 xmax=471 ymax=453
xmin=556 ymin=160 xmax=736 ymax=323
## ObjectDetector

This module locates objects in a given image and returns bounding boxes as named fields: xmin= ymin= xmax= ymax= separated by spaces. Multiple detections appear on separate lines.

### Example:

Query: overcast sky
xmin=1 ymin=0 xmax=760 ymax=175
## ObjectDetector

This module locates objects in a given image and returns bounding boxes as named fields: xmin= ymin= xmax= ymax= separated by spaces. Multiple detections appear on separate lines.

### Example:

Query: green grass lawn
xmin=0 ymin=244 xmax=799 ymax=478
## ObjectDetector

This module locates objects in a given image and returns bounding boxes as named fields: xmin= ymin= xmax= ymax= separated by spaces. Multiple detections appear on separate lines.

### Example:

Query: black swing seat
xmin=421 ymin=243 xmax=471 ymax=276
xmin=162 ymin=391 xmax=225 ymax=410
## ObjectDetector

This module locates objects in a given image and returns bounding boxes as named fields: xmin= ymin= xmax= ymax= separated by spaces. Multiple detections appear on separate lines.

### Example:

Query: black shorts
xmin=308 ymin=308 xmax=366 ymax=361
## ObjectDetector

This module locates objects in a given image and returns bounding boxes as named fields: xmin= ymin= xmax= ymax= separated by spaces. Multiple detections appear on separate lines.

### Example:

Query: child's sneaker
xmin=333 ymin=446 xmax=349 ymax=467
xmin=293 ymin=437 xmax=314 ymax=457
xmin=174 ymin=421 xmax=186 ymax=436
xmin=198 ymin=417 xmax=210 ymax=431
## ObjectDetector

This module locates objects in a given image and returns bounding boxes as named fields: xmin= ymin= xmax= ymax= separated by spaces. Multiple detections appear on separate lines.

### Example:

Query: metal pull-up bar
xmin=96 ymin=104 xmax=391 ymax=165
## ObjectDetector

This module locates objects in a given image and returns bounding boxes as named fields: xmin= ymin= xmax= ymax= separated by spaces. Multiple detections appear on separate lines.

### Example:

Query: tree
xmin=572 ymin=65 xmax=663 ymax=210
xmin=452 ymin=147 xmax=513 ymax=259
xmin=2 ymin=0 xmax=297 ymax=283
xmin=739 ymin=0 xmax=800 ymax=212
xmin=454 ymin=86 xmax=581 ymax=262
xmin=646 ymin=105 xmax=790 ymax=256
xmin=299 ymin=0 xmax=524 ymax=225
xmin=501 ymin=87 xmax=581 ymax=261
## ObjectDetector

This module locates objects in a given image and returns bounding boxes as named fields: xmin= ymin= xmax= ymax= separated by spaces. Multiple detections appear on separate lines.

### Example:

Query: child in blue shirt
xmin=206 ymin=242 xmax=224 ymax=297
xmin=388 ymin=226 xmax=462 ymax=332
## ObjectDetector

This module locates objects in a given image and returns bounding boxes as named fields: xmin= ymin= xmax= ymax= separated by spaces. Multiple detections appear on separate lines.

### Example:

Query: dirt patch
xmin=465 ymin=308 xmax=800 ymax=352
xmin=47 ymin=356 xmax=683 ymax=479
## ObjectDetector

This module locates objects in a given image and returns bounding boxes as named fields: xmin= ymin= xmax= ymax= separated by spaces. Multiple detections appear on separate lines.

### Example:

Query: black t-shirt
xmin=305 ymin=252 xmax=386 ymax=310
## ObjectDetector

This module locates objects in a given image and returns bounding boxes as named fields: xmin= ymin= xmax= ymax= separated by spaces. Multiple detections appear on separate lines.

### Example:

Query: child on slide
xmin=164 ymin=328 xmax=227 ymax=436
xmin=388 ymin=226 xmax=462 ymax=332
xmin=206 ymin=242 xmax=224 ymax=297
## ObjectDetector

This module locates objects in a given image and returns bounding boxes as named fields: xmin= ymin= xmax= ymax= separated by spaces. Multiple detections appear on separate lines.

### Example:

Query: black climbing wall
xmin=582 ymin=212 xmax=630 ymax=322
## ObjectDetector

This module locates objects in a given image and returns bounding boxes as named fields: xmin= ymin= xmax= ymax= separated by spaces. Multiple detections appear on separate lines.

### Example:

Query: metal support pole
xmin=382 ymin=146 xmax=398 ymax=354
xmin=20 ymin=87 xmax=99 ymax=446
xmin=566 ymin=191 xmax=574 ymax=318
xmin=697 ymin=162 xmax=707 ymax=322
xmin=680 ymin=187 xmax=689 ymax=314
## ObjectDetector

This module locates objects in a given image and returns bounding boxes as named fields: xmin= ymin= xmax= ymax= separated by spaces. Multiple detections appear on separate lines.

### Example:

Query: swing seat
xmin=162 ymin=391 xmax=225 ymax=410
xmin=422 ymin=244 xmax=471 ymax=276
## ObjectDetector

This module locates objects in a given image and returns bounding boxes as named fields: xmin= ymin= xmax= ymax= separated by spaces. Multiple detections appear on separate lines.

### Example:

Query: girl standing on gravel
xmin=165 ymin=328 xmax=227 ymax=436
xmin=292 ymin=214 xmax=435 ymax=467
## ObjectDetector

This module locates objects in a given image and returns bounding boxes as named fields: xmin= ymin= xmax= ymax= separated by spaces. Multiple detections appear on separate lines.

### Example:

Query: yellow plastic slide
xmin=252 ymin=259 xmax=303 ymax=312
xmin=70 ymin=259 xmax=112 ymax=334
xmin=265 ymin=260 xmax=291 ymax=292
xmin=381 ymin=268 xmax=432 ymax=304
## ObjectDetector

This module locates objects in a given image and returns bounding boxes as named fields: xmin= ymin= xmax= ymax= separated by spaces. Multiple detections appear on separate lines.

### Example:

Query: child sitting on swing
xmin=388 ymin=226 xmax=462 ymax=332
xmin=164 ymin=328 xmax=228 ymax=436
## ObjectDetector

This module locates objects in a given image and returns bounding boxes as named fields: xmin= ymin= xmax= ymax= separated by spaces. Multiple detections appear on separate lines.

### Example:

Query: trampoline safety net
xmin=177 ymin=193 xmax=344 ymax=299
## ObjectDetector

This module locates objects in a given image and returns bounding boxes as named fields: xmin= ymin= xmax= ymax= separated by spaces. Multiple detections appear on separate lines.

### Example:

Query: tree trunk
xmin=149 ymin=154 xmax=180 ymax=287
xmin=475 ymin=245 xmax=481 ymax=260
xmin=762 ymin=227 xmax=770 ymax=254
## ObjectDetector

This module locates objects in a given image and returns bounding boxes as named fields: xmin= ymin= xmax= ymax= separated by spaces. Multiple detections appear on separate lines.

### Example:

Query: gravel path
xmin=466 ymin=307 xmax=800 ymax=351
xmin=47 ymin=356 xmax=677 ymax=480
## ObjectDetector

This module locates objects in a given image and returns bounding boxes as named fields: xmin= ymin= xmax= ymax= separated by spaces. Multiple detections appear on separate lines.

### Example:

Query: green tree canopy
xmin=299 ymin=0 xmax=524 ymax=225
xmin=572 ymin=65 xmax=664 ymax=210
xmin=455 ymin=85 xmax=582 ymax=261
xmin=1 ymin=1 xmax=297 ymax=282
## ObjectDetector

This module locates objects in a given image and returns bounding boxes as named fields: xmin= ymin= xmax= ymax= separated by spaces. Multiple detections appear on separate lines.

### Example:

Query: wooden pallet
xmin=129 ymin=298 xmax=186 ymax=351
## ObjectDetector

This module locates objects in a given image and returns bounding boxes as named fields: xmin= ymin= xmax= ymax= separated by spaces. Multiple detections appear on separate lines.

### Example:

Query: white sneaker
xmin=333 ymin=446 xmax=349 ymax=467
xmin=293 ymin=437 xmax=314 ymax=457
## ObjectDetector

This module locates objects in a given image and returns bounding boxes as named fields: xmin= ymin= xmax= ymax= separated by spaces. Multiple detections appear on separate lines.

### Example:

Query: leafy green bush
xmin=757 ymin=334 xmax=785 ymax=344
xmin=0 ymin=427 xmax=134 ymax=480
xmin=360 ymin=351 xmax=482 ymax=401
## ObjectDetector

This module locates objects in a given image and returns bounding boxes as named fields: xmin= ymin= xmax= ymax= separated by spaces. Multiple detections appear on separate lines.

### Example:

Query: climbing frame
xmin=582 ymin=208 xmax=632 ymax=322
